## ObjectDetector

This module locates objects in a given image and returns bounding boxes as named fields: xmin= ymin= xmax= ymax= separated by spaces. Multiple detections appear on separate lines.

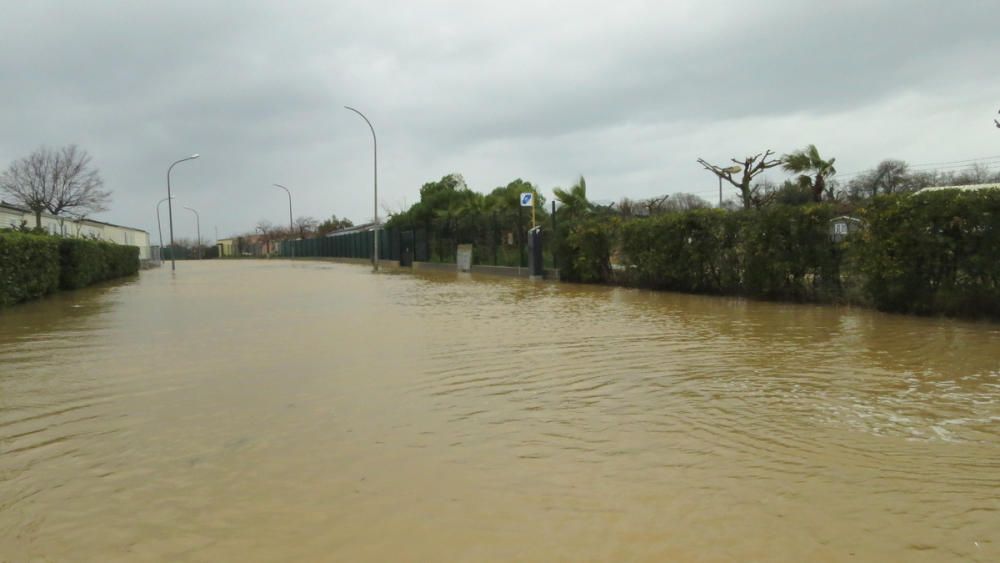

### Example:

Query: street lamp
xmin=344 ymin=106 xmax=379 ymax=272
xmin=183 ymin=206 xmax=201 ymax=260
xmin=272 ymin=183 xmax=295 ymax=259
xmin=271 ymin=184 xmax=294 ymax=234
xmin=719 ymin=165 xmax=743 ymax=207
xmin=155 ymin=195 xmax=175 ymax=254
xmin=166 ymin=154 xmax=200 ymax=270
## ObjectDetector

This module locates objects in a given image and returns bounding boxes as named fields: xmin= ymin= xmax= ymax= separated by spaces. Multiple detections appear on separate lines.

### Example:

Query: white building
xmin=917 ymin=183 xmax=1000 ymax=193
xmin=0 ymin=201 xmax=152 ymax=260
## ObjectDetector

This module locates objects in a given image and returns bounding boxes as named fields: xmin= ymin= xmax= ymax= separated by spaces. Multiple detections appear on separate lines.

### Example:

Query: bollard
xmin=527 ymin=227 xmax=544 ymax=279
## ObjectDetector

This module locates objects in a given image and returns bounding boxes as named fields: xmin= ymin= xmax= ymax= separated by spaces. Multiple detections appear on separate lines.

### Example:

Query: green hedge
xmin=0 ymin=232 xmax=139 ymax=307
xmin=556 ymin=217 xmax=617 ymax=283
xmin=858 ymin=189 xmax=1000 ymax=317
xmin=561 ymin=189 xmax=1000 ymax=319
xmin=621 ymin=208 xmax=738 ymax=293
xmin=0 ymin=231 xmax=61 ymax=306
xmin=59 ymin=238 xmax=139 ymax=290
xmin=619 ymin=205 xmax=841 ymax=301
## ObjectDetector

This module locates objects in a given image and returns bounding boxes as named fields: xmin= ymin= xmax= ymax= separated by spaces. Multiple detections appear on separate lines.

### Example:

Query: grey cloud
xmin=2 ymin=1 xmax=998 ymax=239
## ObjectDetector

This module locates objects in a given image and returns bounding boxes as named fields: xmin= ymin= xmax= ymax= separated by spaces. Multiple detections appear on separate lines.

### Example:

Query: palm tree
xmin=553 ymin=176 xmax=594 ymax=219
xmin=782 ymin=145 xmax=837 ymax=202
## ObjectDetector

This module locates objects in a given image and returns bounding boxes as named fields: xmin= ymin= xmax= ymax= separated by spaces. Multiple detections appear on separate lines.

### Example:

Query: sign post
xmin=520 ymin=192 xmax=535 ymax=228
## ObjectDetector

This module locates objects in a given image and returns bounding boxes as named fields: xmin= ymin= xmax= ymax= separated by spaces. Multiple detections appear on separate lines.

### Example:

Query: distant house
xmin=0 ymin=200 xmax=151 ymax=260
xmin=217 ymin=237 xmax=237 ymax=257
xmin=829 ymin=215 xmax=863 ymax=243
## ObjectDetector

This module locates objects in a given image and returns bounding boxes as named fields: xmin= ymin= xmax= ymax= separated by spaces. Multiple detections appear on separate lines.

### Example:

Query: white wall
xmin=1 ymin=206 xmax=151 ymax=259
xmin=0 ymin=208 xmax=23 ymax=229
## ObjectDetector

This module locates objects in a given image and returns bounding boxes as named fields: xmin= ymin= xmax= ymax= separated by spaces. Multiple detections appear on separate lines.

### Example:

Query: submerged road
xmin=1 ymin=260 xmax=998 ymax=561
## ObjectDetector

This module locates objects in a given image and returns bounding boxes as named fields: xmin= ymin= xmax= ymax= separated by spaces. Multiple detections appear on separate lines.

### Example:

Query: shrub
xmin=739 ymin=204 xmax=840 ymax=301
xmin=59 ymin=238 xmax=139 ymax=290
xmin=618 ymin=205 xmax=840 ymax=300
xmin=0 ymin=231 xmax=60 ymax=306
xmin=557 ymin=217 xmax=616 ymax=283
xmin=857 ymin=189 xmax=1000 ymax=318
xmin=621 ymin=208 xmax=735 ymax=293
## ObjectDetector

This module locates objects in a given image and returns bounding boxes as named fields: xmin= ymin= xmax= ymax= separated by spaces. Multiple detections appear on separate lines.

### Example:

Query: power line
xmin=837 ymin=154 xmax=1000 ymax=178
xmin=837 ymin=161 xmax=1000 ymax=180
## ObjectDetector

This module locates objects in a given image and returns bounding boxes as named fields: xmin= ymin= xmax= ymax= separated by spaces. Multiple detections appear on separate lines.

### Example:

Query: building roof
xmin=324 ymin=222 xmax=377 ymax=237
xmin=917 ymin=183 xmax=1000 ymax=193
xmin=0 ymin=200 xmax=148 ymax=233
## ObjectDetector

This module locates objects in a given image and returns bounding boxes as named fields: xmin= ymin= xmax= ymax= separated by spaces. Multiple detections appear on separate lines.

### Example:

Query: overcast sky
xmin=2 ymin=0 xmax=999 ymax=241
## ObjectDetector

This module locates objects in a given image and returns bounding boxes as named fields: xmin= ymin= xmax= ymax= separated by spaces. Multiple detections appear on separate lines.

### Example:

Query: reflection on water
xmin=1 ymin=260 xmax=998 ymax=561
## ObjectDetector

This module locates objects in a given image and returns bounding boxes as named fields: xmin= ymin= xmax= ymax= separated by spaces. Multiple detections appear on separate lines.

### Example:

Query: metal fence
xmin=277 ymin=226 xmax=553 ymax=268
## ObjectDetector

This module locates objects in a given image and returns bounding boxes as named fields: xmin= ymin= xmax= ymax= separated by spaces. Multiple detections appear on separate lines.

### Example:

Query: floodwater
xmin=1 ymin=260 xmax=998 ymax=562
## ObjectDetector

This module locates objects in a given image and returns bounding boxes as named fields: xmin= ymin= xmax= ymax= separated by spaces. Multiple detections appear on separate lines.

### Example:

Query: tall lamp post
xmin=183 ymin=206 xmax=201 ymax=260
xmin=272 ymin=183 xmax=294 ymax=259
xmin=155 ymin=196 xmax=175 ymax=259
xmin=272 ymin=184 xmax=294 ymax=233
xmin=344 ymin=106 xmax=378 ymax=272
xmin=166 ymin=154 xmax=200 ymax=270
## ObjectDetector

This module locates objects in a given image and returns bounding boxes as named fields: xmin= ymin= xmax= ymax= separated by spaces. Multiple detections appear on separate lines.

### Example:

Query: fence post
xmin=551 ymin=201 xmax=557 ymax=269
xmin=518 ymin=205 xmax=524 ymax=268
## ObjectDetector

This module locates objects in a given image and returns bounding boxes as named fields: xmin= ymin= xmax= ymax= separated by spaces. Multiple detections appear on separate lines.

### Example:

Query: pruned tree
xmin=641 ymin=195 xmax=671 ymax=215
xmin=698 ymin=150 xmax=782 ymax=209
xmin=0 ymin=145 xmax=110 ymax=229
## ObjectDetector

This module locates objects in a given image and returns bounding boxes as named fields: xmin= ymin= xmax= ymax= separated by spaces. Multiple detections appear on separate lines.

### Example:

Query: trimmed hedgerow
xmin=559 ymin=189 xmax=999 ymax=319
xmin=0 ymin=231 xmax=60 ymax=306
xmin=857 ymin=189 xmax=1000 ymax=318
xmin=618 ymin=204 xmax=841 ymax=301
xmin=59 ymin=238 xmax=139 ymax=290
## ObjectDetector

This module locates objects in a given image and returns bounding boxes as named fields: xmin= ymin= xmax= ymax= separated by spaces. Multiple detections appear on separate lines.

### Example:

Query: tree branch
xmin=697 ymin=158 xmax=743 ymax=188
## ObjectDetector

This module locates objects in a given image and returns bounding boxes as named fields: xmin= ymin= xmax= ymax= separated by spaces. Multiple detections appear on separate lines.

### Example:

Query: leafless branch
xmin=0 ymin=145 xmax=110 ymax=228
xmin=698 ymin=150 xmax=782 ymax=209
xmin=697 ymin=158 xmax=742 ymax=189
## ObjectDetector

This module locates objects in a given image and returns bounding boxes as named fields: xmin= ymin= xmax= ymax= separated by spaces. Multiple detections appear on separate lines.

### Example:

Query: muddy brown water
xmin=1 ymin=260 xmax=998 ymax=562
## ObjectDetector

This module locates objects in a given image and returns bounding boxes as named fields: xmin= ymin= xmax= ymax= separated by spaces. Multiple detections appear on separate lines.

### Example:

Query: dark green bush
xmin=556 ymin=217 xmax=616 ymax=283
xmin=102 ymin=241 xmax=140 ymax=279
xmin=857 ymin=189 xmax=1000 ymax=318
xmin=1 ymin=233 xmax=139 ymax=307
xmin=0 ymin=231 xmax=60 ymax=306
xmin=739 ymin=204 xmax=840 ymax=300
xmin=621 ymin=208 xmax=736 ymax=293
xmin=59 ymin=238 xmax=106 ymax=289
xmin=59 ymin=238 xmax=139 ymax=290
xmin=618 ymin=205 xmax=841 ymax=301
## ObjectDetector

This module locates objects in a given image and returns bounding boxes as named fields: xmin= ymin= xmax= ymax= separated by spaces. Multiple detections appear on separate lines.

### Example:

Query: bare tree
xmin=294 ymin=216 xmax=318 ymax=238
xmin=254 ymin=220 xmax=277 ymax=255
xmin=663 ymin=193 xmax=711 ymax=212
xmin=847 ymin=159 xmax=930 ymax=199
xmin=617 ymin=195 xmax=671 ymax=217
xmin=698 ymin=150 xmax=782 ymax=209
xmin=0 ymin=145 xmax=110 ymax=229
